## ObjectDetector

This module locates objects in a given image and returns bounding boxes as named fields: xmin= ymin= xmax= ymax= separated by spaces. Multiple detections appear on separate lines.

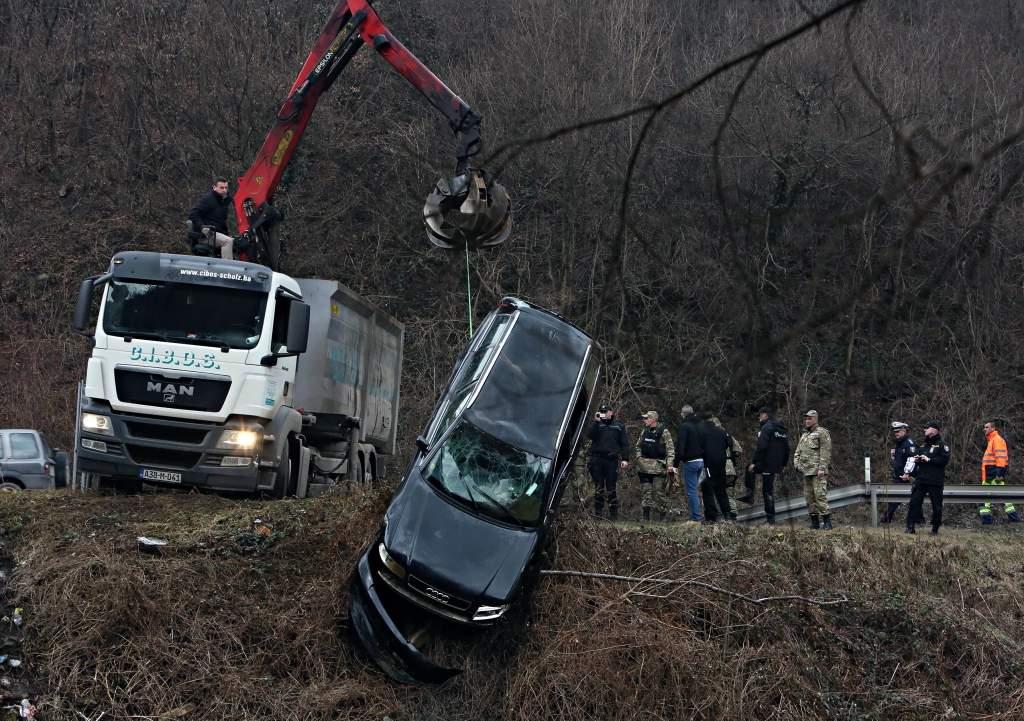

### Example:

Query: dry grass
xmin=0 ymin=489 xmax=1022 ymax=721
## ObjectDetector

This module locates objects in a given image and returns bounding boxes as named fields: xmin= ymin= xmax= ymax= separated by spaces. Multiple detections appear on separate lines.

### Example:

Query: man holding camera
xmin=634 ymin=410 xmax=675 ymax=522
xmin=904 ymin=420 xmax=950 ymax=535
xmin=588 ymin=402 xmax=629 ymax=520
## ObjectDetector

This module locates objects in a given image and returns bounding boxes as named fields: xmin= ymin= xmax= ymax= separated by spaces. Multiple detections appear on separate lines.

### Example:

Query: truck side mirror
xmin=287 ymin=301 xmax=310 ymax=354
xmin=72 ymin=278 xmax=95 ymax=333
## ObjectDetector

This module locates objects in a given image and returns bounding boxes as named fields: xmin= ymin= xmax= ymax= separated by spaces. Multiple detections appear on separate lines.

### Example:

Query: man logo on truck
xmin=147 ymin=381 xmax=195 ymax=404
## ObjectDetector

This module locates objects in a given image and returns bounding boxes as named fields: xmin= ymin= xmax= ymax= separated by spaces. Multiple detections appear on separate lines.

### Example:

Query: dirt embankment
xmin=0 ymin=489 xmax=1022 ymax=721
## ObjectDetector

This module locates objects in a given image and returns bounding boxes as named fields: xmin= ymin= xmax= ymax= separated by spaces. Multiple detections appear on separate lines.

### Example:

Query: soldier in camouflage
xmin=793 ymin=409 xmax=833 ymax=530
xmin=634 ymin=411 xmax=675 ymax=522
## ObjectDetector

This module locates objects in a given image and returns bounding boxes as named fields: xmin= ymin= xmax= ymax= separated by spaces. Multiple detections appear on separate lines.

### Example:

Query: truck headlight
xmin=82 ymin=413 xmax=114 ymax=436
xmin=377 ymin=542 xmax=407 ymax=580
xmin=217 ymin=429 xmax=261 ymax=450
xmin=472 ymin=604 xmax=509 ymax=622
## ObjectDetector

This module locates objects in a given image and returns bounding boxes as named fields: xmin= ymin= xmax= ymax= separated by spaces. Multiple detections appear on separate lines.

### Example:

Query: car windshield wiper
xmin=427 ymin=470 xmax=485 ymax=518
xmin=471 ymin=485 xmax=523 ymax=526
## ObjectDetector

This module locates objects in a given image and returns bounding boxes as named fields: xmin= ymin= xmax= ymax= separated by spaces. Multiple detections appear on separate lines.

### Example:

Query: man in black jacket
xmin=905 ymin=420 xmax=950 ymax=535
xmin=587 ymin=402 xmax=629 ymax=520
xmin=670 ymin=405 xmax=706 ymax=521
xmin=883 ymin=421 xmax=917 ymax=524
xmin=739 ymin=406 xmax=789 ymax=524
xmin=701 ymin=412 xmax=734 ymax=522
xmin=188 ymin=178 xmax=237 ymax=259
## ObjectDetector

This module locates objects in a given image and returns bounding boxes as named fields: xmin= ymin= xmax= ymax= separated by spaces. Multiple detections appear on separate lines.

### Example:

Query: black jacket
xmin=702 ymin=422 xmax=730 ymax=468
xmin=673 ymin=414 xmax=706 ymax=465
xmin=911 ymin=434 xmax=950 ymax=486
xmin=588 ymin=419 xmax=629 ymax=460
xmin=892 ymin=436 xmax=917 ymax=481
xmin=188 ymin=190 xmax=231 ymax=235
xmin=752 ymin=417 xmax=789 ymax=473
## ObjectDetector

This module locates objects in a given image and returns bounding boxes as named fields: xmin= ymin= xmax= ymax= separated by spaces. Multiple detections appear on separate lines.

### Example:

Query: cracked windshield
xmin=425 ymin=420 xmax=551 ymax=526
xmin=103 ymin=280 xmax=268 ymax=349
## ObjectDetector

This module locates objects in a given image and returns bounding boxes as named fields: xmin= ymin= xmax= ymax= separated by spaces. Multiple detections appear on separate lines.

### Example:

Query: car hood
xmin=383 ymin=468 xmax=539 ymax=605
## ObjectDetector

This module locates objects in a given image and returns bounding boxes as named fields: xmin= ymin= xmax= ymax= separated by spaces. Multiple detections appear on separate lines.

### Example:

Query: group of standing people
xmin=585 ymin=404 xmax=835 ymax=528
xmin=884 ymin=419 xmax=1017 ymax=534
xmin=586 ymin=403 xmax=1017 ymax=535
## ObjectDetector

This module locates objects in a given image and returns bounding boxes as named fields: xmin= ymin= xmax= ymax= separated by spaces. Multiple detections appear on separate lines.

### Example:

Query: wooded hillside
xmin=1 ymin=0 xmax=1022 ymax=479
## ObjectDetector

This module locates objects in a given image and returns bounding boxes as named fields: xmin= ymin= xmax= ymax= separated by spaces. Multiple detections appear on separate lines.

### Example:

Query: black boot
xmin=809 ymin=514 xmax=820 ymax=530
xmin=593 ymin=504 xmax=605 ymax=519
xmin=821 ymin=514 xmax=832 ymax=530
xmin=930 ymin=525 xmax=939 ymax=536
xmin=609 ymin=507 xmax=619 ymax=522
xmin=642 ymin=508 xmax=651 ymax=523
xmin=904 ymin=525 xmax=915 ymax=534
xmin=658 ymin=510 xmax=666 ymax=522
xmin=764 ymin=494 xmax=776 ymax=525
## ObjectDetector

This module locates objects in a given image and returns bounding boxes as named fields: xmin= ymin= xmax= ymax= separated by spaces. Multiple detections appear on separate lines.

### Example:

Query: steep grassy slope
xmin=1 ymin=489 xmax=1021 ymax=720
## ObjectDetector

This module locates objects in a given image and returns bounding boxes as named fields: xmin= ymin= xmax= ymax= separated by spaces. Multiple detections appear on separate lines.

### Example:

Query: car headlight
xmin=472 ymin=604 xmax=509 ymax=622
xmin=217 ymin=429 xmax=262 ymax=450
xmin=81 ymin=413 xmax=114 ymax=436
xmin=377 ymin=542 xmax=407 ymax=580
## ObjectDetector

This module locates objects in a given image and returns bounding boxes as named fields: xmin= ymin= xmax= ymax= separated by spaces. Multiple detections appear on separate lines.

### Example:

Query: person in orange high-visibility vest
xmin=979 ymin=420 xmax=1019 ymax=524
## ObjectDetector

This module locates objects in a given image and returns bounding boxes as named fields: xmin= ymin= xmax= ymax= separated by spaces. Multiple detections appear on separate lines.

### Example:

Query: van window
xmin=9 ymin=433 xmax=39 ymax=460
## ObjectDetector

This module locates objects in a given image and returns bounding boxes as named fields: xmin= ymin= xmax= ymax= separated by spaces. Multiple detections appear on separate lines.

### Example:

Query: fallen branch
xmin=539 ymin=569 xmax=849 ymax=607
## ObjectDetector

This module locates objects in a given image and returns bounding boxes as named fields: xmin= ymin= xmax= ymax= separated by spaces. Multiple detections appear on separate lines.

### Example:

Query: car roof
xmin=465 ymin=306 xmax=592 ymax=458
xmin=0 ymin=429 xmax=43 ymax=435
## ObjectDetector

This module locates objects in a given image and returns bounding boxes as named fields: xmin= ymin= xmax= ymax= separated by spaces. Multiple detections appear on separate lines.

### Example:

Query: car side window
xmin=9 ymin=433 xmax=39 ymax=460
xmin=0 ymin=434 xmax=6 ymax=460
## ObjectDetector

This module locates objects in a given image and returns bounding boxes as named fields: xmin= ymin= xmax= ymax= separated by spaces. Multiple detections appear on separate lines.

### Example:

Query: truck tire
xmin=0 ymin=482 xmax=22 ymax=493
xmin=273 ymin=436 xmax=298 ymax=498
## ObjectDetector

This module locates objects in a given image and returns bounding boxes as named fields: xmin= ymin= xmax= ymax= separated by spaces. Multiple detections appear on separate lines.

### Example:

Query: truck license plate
xmin=139 ymin=469 xmax=182 ymax=483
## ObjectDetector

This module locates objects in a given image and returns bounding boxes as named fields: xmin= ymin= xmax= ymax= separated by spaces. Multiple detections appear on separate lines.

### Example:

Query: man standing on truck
xmin=588 ymin=403 xmax=629 ymax=521
xmin=188 ymin=178 xmax=239 ymax=260
xmin=634 ymin=410 xmax=675 ymax=523
xmin=979 ymin=420 xmax=1018 ymax=524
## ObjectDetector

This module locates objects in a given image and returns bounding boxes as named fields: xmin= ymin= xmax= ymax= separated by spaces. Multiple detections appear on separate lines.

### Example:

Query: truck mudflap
xmin=349 ymin=551 xmax=460 ymax=684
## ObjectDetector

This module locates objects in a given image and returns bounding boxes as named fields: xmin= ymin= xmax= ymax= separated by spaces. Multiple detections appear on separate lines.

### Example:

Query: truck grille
xmin=125 ymin=421 xmax=209 ymax=444
xmin=408 ymin=575 xmax=471 ymax=612
xmin=115 ymin=369 xmax=230 ymax=412
xmin=126 ymin=445 xmax=201 ymax=469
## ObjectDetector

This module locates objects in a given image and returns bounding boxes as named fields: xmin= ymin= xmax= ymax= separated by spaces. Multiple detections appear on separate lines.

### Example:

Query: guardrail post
xmin=865 ymin=454 xmax=880 ymax=527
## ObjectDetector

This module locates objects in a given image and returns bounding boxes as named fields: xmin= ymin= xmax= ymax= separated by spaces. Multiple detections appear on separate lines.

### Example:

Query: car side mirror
xmin=415 ymin=435 xmax=429 ymax=454
xmin=286 ymin=301 xmax=309 ymax=353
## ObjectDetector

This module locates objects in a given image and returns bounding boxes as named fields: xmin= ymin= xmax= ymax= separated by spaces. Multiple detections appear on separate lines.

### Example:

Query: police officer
xmin=739 ymin=406 xmax=789 ymax=525
xmin=588 ymin=402 xmax=629 ymax=520
xmin=794 ymin=410 xmax=833 ymax=530
xmin=906 ymin=420 xmax=950 ymax=535
xmin=634 ymin=410 xmax=675 ymax=522
xmin=883 ymin=421 xmax=917 ymax=524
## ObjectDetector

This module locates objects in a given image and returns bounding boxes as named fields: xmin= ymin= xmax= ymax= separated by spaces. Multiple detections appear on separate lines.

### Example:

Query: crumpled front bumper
xmin=349 ymin=550 xmax=461 ymax=684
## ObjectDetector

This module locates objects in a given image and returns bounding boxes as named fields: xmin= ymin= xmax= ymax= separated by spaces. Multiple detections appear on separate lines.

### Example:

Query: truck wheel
xmin=0 ymin=482 xmax=22 ymax=493
xmin=273 ymin=437 xmax=298 ymax=498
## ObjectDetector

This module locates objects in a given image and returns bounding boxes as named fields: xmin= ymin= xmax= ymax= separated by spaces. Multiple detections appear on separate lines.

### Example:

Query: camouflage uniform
xmin=724 ymin=431 xmax=743 ymax=512
xmin=634 ymin=422 xmax=675 ymax=517
xmin=794 ymin=419 xmax=832 ymax=517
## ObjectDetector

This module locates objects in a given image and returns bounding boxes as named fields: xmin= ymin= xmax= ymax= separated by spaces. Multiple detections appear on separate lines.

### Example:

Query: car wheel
xmin=0 ymin=482 xmax=22 ymax=493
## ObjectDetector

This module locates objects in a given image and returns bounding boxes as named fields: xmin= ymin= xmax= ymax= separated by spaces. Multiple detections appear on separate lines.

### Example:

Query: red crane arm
xmin=233 ymin=0 xmax=480 ymax=243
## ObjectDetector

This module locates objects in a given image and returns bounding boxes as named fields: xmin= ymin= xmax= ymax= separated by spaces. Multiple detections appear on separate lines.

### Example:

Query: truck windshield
xmin=103 ymin=280 xmax=268 ymax=350
xmin=424 ymin=420 xmax=551 ymax=527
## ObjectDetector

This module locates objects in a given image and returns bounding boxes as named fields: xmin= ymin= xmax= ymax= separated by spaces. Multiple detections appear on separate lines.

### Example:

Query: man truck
xmin=72 ymin=251 xmax=402 ymax=496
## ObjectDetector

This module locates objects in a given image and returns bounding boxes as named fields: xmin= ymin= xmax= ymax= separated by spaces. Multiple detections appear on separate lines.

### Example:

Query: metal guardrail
xmin=735 ymin=480 xmax=1024 ymax=527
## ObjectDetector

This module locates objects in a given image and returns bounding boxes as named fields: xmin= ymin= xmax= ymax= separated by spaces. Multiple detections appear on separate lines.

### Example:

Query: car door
xmin=5 ymin=432 xmax=45 ymax=488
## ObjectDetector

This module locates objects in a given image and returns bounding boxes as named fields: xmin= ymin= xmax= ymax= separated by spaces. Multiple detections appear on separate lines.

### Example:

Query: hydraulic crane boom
xmin=233 ymin=0 xmax=510 ymax=269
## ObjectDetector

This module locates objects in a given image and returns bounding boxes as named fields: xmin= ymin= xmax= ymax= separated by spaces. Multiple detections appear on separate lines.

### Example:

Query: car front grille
xmin=407 ymin=575 xmax=472 ymax=612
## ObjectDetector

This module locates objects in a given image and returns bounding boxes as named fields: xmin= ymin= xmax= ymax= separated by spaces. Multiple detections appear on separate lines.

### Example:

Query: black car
xmin=350 ymin=297 xmax=599 ymax=681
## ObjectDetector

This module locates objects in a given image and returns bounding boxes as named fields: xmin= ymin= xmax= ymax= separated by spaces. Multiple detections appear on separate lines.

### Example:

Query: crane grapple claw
xmin=423 ymin=169 xmax=511 ymax=250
